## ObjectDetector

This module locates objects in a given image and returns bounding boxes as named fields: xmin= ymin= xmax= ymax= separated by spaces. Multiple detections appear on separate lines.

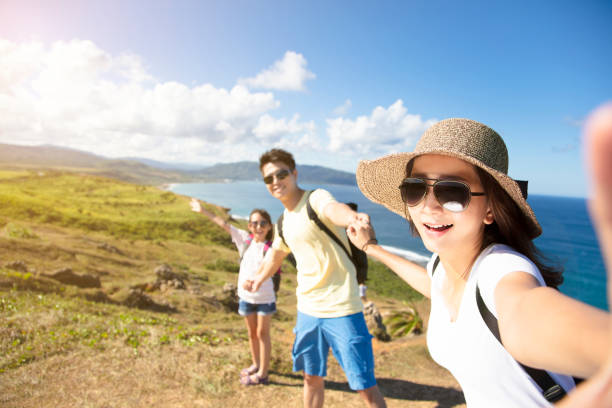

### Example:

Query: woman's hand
xmin=556 ymin=103 xmax=612 ymax=406
xmin=347 ymin=219 xmax=376 ymax=251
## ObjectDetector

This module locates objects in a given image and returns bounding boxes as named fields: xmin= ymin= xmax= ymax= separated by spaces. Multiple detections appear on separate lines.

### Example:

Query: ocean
xmin=170 ymin=181 xmax=608 ymax=311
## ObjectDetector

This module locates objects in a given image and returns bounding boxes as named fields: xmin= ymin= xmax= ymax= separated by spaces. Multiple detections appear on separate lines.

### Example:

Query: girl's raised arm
xmin=190 ymin=198 xmax=231 ymax=234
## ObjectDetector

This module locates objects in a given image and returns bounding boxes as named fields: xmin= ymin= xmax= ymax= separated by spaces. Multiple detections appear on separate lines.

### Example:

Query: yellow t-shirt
xmin=272 ymin=189 xmax=362 ymax=318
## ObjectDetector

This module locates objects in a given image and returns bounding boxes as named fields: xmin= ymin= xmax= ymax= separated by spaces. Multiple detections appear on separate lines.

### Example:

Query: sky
xmin=0 ymin=0 xmax=610 ymax=197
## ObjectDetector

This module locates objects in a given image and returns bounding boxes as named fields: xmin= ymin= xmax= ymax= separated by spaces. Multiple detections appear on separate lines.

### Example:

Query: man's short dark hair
xmin=259 ymin=148 xmax=296 ymax=172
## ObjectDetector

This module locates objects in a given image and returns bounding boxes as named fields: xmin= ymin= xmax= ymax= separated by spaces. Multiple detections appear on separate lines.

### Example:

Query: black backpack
xmin=431 ymin=255 xmax=571 ymax=403
xmin=276 ymin=190 xmax=368 ymax=284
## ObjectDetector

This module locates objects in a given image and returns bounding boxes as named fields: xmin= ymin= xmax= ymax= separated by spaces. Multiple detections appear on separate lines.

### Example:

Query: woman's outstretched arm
xmin=494 ymin=105 xmax=612 ymax=382
xmin=490 ymin=104 xmax=612 ymax=404
xmin=495 ymin=274 xmax=609 ymax=378
xmin=347 ymin=220 xmax=431 ymax=298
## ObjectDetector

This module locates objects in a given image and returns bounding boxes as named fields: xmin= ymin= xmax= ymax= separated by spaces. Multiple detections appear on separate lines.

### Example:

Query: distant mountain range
xmin=0 ymin=143 xmax=189 ymax=185
xmin=0 ymin=143 xmax=356 ymax=186
xmin=180 ymin=160 xmax=356 ymax=185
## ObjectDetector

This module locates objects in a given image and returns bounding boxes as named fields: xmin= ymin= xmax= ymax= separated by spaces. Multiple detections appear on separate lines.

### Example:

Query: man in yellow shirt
xmin=245 ymin=149 xmax=386 ymax=408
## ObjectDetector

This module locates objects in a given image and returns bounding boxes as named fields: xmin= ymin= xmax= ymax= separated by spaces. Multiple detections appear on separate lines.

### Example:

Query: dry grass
xmin=0 ymin=171 xmax=465 ymax=408
xmin=2 ymin=324 xmax=465 ymax=408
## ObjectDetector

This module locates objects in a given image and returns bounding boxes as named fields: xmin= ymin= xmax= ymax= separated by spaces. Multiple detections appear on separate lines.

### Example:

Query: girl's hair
xmin=249 ymin=208 xmax=274 ymax=241
xmin=405 ymin=159 xmax=564 ymax=288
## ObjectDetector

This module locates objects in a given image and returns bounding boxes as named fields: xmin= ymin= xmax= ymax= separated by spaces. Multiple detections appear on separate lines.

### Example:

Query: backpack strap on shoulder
xmin=305 ymin=190 xmax=354 ymax=263
xmin=276 ymin=211 xmax=297 ymax=268
xmin=276 ymin=213 xmax=286 ymax=246
xmin=475 ymin=284 xmax=566 ymax=402
xmin=263 ymin=240 xmax=272 ymax=253
xmin=240 ymin=234 xmax=254 ymax=261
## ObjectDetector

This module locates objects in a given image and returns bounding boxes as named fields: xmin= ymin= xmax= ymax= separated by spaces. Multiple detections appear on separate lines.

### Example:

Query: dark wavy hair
xmin=475 ymin=168 xmax=563 ymax=288
xmin=259 ymin=148 xmax=296 ymax=172
xmin=249 ymin=208 xmax=274 ymax=241
xmin=405 ymin=160 xmax=563 ymax=288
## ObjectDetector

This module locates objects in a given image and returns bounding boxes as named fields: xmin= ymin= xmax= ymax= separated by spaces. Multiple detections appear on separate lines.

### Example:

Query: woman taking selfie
xmin=347 ymin=117 xmax=610 ymax=407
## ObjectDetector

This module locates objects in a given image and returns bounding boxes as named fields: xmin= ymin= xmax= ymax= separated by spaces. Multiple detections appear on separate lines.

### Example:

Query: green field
xmin=0 ymin=170 xmax=463 ymax=408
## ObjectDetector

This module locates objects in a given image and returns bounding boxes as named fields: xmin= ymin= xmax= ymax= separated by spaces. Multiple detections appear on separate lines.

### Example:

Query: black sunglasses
xmin=263 ymin=169 xmax=290 ymax=184
xmin=249 ymin=220 xmax=270 ymax=228
xmin=399 ymin=177 xmax=485 ymax=212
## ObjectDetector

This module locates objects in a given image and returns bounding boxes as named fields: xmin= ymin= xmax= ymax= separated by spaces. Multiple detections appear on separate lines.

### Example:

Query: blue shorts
xmin=238 ymin=300 xmax=277 ymax=316
xmin=292 ymin=311 xmax=376 ymax=390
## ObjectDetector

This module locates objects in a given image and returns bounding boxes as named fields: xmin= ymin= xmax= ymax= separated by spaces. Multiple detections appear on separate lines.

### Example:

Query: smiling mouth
xmin=424 ymin=223 xmax=453 ymax=232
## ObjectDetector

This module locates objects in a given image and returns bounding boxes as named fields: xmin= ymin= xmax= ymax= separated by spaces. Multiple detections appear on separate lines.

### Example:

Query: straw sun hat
xmin=356 ymin=118 xmax=542 ymax=238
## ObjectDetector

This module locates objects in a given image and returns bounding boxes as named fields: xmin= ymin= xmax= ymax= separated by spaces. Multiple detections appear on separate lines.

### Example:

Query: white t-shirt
xmin=230 ymin=225 xmax=276 ymax=304
xmin=426 ymin=244 xmax=574 ymax=408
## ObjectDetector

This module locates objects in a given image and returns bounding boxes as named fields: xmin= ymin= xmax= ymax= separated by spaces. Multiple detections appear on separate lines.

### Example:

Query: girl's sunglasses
xmin=249 ymin=220 xmax=270 ymax=228
xmin=399 ymin=177 xmax=485 ymax=212
xmin=263 ymin=169 xmax=290 ymax=184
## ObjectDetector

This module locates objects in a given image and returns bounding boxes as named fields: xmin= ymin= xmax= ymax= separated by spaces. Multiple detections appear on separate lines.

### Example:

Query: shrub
xmin=384 ymin=308 xmax=423 ymax=337
xmin=366 ymin=260 xmax=424 ymax=302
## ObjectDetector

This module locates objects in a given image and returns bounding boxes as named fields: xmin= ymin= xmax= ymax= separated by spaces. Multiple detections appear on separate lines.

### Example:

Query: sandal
xmin=240 ymin=364 xmax=259 ymax=377
xmin=240 ymin=373 xmax=269 ymax=386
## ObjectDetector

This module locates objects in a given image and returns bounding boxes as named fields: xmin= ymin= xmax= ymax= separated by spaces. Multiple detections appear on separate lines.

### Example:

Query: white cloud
xmin=0 ymin=39 xmax=45 ymax=92
xmin=326 ymin=99 xmax=436 ymax=155
xmin=239 ymin=51 xmax=315 ymax=91
xmin=0 ymin=39 xmax=325 ymax=164
xmin=332 ymin=99 xmax=352 ymax=116
xmin=251 ymin=113 xmax=322 ymax=155
xmin=253 ymin=114 xmax=315 ymax=141
xmin=0 ymin=39 xmax=437 ymax=171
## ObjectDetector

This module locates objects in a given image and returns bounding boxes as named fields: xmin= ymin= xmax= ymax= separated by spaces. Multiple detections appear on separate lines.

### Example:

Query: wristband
xmin=362 ymin=238 xmax=378 ymax=252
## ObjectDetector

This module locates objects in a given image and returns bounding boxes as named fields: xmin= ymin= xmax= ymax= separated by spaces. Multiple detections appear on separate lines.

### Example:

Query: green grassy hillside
xmin=0 ymin=170 xmax=227 ymax=244
xmin=0 ymin=170 xmax=462 ymax=408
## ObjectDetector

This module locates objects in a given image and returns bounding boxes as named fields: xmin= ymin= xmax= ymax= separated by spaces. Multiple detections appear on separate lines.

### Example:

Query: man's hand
xmin=353 ymin=212 xmax=370 ymax=225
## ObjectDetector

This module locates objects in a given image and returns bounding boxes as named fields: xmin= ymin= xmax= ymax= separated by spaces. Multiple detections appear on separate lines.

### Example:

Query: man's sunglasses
xmin=263 ymin=169 xmax=290 ymax=184
xmin=249 ymin=220 xmax=270 ymax=228
xmin=399 ymin=177 xmax=485 ymax=212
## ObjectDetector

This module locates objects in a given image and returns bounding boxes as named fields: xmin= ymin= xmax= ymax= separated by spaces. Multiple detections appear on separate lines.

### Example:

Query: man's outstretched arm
xmin=323 ymin=201 xmax=370 ymax=228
